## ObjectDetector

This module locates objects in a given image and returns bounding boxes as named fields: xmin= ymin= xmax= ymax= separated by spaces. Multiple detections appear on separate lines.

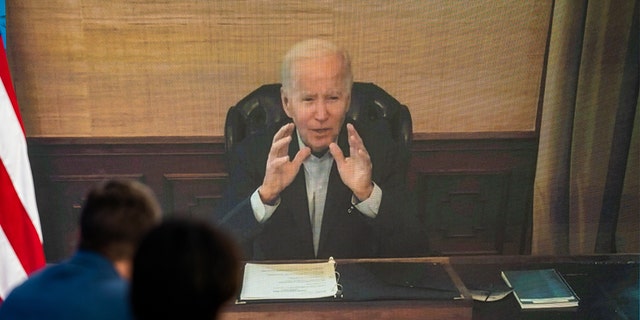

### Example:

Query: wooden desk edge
xmin=221 ymin=299 xmax=472 ymax=320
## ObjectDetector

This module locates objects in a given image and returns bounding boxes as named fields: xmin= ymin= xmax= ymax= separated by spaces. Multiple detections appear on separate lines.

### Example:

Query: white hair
xmin=280 ymin=39 xmax=353 ymax=92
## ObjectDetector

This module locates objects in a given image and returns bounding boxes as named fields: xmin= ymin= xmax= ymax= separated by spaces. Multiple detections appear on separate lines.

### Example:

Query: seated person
xmin=130 ymin=217 xmax=241 ymax=320
xmin=0 ymin=179 xmax=162 ymax=320
xmin=214 ymin=38 xmax=428 ymax=260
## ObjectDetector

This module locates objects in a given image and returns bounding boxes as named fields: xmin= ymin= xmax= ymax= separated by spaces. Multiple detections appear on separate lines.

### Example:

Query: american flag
xmin=0 ymin=35 xmax=45 ymax=303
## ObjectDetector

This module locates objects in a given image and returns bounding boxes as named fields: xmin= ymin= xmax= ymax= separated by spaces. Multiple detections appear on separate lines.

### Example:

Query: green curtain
xmin=533 ymin=0 xmax=639 ymax=254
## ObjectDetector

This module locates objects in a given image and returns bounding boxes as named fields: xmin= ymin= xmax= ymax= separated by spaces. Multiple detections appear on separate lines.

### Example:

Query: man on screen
xmin=214 ymin=39 xmax=427 ymax=260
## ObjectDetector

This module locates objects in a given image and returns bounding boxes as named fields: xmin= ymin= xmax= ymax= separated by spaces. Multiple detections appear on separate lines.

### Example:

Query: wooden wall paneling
xmin=163 ymin=173 xmax=228 ymax=219
xmin=28 ymin=135 xmax=537 ymax=262
xmin=416 ymin=171 xmax=510 ymax=256
xmin=27 ymin=137 xmax=227 ymax=262
xmin=44 ymin=174 xmax=144 ymax=262
xmin=410 ymin=137 xmax=537 ymax=256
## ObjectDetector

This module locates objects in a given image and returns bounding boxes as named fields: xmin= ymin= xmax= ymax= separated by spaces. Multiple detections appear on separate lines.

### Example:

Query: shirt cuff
xmin=250 ymin=188 xmax=280 ymax=223
xmin=352 ymin=183 xmax=382 ymax=218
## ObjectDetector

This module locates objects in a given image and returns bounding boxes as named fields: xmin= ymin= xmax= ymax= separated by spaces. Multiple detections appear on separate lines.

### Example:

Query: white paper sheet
xmin=239 ymin=258 xmax=338 ymax=300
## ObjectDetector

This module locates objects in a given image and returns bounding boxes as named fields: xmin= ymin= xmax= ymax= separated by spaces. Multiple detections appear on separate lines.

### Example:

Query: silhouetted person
xmin=0 ymin=179 xmax=162 ymax=320
xmin=131 ymin=217 xmax=241 ymax=320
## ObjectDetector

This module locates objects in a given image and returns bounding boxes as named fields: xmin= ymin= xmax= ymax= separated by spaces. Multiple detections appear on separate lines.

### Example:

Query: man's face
xmin=281 ymin=54 xmax=350 ymax=153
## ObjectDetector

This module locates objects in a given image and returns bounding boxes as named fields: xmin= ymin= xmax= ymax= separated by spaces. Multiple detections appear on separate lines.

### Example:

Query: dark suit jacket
xmin=214 ymin=119 xmax=428 ymax=260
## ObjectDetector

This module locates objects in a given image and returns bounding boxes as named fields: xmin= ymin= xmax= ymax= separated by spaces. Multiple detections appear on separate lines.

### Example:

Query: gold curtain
xmin=533 ymin=0 xmax=639 ymax=254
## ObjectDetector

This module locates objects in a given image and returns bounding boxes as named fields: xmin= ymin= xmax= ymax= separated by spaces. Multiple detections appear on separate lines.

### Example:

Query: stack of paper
xmin=240 ymin=258 xmax=339 ymax=301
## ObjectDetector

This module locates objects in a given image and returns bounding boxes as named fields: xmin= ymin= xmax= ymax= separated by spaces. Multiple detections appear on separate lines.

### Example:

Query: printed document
xmin=240 ymin=258 xmax=338 ymax=300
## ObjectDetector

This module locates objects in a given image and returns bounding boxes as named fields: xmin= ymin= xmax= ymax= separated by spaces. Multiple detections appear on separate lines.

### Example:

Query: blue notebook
xmin=501 ymin=268 xmax=579 ymax=309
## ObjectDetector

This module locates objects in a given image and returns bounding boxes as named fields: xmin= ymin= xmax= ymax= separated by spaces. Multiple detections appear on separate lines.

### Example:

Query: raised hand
xmin=329 ymin=123 xmax=373 ymax=201
xmin=259 ymin=123 xmax=311 ymax=203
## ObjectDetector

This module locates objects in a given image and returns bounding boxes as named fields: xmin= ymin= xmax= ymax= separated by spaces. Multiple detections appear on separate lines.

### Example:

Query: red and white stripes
xmin=0 ymin=40 xmax=45 ymax=302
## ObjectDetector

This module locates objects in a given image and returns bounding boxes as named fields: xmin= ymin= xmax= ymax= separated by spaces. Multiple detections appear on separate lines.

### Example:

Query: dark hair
xmin=131 ymin=217 xmax=241 ymax=320
xmin=78 ymin=179 xmax=161 ymax=261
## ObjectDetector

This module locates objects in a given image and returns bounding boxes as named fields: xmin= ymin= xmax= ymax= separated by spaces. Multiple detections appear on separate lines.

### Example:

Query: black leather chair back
xmin=224 ymin=82 xmax=412 ymax=163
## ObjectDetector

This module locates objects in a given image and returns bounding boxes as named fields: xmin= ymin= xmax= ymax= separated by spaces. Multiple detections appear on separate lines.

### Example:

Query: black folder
xmin=337 ymin=262 xmax=461 ymax=301
xmin=236 ymin=261 xmax=462 ymax=303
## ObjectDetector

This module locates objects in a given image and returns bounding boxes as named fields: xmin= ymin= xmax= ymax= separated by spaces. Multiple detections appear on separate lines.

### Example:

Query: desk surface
xmin=452 ymin=254 xmax=639 ymax=320
xmin=219 ymin=255 xmax=639 ymax=320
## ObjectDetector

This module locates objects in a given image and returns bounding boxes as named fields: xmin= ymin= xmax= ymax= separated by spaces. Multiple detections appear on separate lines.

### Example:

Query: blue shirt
xmin=0 ymin=250 xmax=132 ymax=320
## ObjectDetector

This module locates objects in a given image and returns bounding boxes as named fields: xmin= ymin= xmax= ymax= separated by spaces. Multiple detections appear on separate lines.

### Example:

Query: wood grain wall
xmin=7 ymin=1 xmax=551 ymax=137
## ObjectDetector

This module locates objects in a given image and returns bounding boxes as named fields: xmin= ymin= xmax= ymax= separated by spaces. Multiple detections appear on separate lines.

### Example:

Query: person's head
xmin=130 ymin=217 xmax=241 ymax=320
xmin=280 ymin=38 xmax=353 ymax=154
xmin=78 ymin=179 xmax=161 ymax=272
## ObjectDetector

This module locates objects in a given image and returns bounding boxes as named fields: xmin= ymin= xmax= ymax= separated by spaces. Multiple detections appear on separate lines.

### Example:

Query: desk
xmin=219 ymin=255 xmax=639 ymax=320
xmin=220 ymin=257 xmax=473 ymax=320
xmin=219 ymin=299 xmax=472 ymax=320
xmin=451 ymin=254 xmax=639 ymax=320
